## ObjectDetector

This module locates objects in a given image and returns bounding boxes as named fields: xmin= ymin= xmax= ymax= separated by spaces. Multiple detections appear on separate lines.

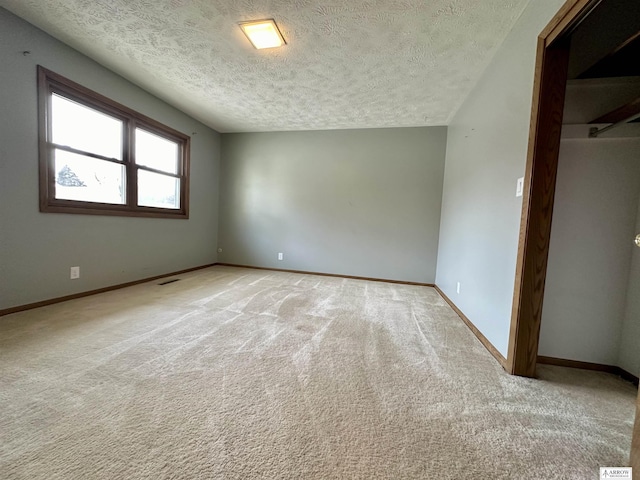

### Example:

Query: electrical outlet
xmin=278 ymin=252 xmax=283 ymax=261
xmin=70 ymin=266 xmax=80 ymax=279
xmin=456 ymin=282 xmax=461 ymax=294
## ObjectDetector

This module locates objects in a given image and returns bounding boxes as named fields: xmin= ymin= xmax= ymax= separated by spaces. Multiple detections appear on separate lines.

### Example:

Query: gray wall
xmin=0 ymin=8 xmax=220 ymax=311
xmin=435 ymin=0 xmax=566 ymax=357
xmin=538 ymin=138 xmax=640 ymax=366
xmin=218 ymin=128 xmax=447 ymax=283
xmin=619 ymin=192 xmax=640 ymax=377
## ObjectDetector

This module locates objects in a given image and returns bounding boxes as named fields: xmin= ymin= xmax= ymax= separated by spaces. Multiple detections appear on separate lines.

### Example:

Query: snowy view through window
xmin=52 ymin=94 xmax=180 ymax=209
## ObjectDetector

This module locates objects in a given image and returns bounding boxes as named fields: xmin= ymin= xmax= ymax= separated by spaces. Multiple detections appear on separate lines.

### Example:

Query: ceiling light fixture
xmin=239 ymin=19 xmax=286 ymax=49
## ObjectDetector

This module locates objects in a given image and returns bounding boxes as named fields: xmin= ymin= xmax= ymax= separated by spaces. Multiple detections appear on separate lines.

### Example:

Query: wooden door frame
xmin=506 ymin=0 xmax=639 ymax=469
xmin=507 ymin=0 xmax=600 ymax=378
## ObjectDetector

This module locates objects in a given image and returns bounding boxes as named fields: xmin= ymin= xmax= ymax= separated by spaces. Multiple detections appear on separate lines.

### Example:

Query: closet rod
xmin=589 ymin=111 xmax=640 ymax=138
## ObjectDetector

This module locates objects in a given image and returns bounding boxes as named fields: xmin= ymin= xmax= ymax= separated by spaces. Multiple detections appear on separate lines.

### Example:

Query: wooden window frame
xmin=37 ymin=66 xmax=190 ymax=219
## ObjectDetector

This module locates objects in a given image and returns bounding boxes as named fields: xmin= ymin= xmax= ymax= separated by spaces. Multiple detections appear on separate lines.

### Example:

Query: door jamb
xmin=507 ymin=0 xmax=599 ymax=378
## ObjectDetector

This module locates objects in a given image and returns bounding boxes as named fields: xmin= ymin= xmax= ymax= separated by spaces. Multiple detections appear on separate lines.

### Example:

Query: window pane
xmin=54 ymin=150 xmax=125 ymax=204
xmin=52 ymin=94 xmax=123 ymax=160
xmin=138 ymin=170 xmax=180 ymax=209
xmin=135 ymin=128 xmax=179 ymax=174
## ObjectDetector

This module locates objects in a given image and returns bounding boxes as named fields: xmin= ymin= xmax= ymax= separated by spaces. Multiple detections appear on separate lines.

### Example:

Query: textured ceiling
xmin=1 ymin=0 xmax=530 ymax=132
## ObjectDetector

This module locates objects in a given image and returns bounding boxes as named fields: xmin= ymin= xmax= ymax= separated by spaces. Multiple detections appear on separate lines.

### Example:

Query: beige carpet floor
xmin=0 ymin=265 xmax=636 ymax=479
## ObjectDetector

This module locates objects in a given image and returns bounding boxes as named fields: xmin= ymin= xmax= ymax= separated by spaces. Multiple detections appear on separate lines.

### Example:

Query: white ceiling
xmin=1 ymin=0 xmax=530 ymax=133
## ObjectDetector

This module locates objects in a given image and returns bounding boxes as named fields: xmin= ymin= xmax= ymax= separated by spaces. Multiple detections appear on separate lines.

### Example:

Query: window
xmin=38 ymin=66 xmax=190 ymax=218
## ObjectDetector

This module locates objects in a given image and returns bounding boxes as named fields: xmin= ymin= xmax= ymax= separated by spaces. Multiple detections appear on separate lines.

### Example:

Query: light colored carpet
xmin=0 ymin=266 xmax=636 ymax=479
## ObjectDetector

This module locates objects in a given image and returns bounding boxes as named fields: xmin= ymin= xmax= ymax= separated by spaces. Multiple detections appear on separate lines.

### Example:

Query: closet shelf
xmin=590 ymin=96 xmax=640 ymax=124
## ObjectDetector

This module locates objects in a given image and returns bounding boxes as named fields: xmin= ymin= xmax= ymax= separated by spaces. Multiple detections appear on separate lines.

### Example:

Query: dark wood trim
xmin=589 ymin=96 xmax=640 ymax=124
xmin=51 ymin=144 xmax=125 ymax=164
xmin=611 ymin=29 xmax=640 ymax=56
xmin=509 ymin=0 xmax=638 ymax=379
xmin=0 ymin=263 xmax=216 ymax=317
xmin=39 ymin=198 xmax=187 ymax=216
xmin=215 ymin=263 xmax=434 ymax=287
xmin=125 ymin=116 xmax=136 ymax=212
xmin=537 ymin=356 xmax=639 ymax=385
xmin=507 ymin=0 xmax=605 ymax=378
xmin=538 ymin=355 xmax=612 ymax=372
xmin=38 ymin=65 xmax=52 ymax=213
xmin=39 ymin=67 xmax=189 ymax=142
xmin=37 ymin=66 xmax=190 ymax=219
xmin=182 ymin=135 xmax=190 ymax=218
xmin=135 ymin=163 xmax=181 ymax=179
xmin=508 ymin=1 xmax=621 ymax=379
xmin=507 ymin=34 xmax=571 ymax=378
xmin=620 ymin=370 xmax=640 ymax=387
xmin=540 ymin=0 xmax=600 ymax=45
xmin=434 ymin=286 xmax=508 ymax=370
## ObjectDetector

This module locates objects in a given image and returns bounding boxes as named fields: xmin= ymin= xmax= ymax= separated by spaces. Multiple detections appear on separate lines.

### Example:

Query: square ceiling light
xmin=239 ymin=19 xmax=286 ymax=49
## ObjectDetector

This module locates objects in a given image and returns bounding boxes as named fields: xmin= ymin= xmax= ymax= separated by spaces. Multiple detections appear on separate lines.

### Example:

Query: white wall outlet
xmin=516 ymin=177 xmax=524 ymax=197
xmin=70 ymin=266 xmax=80 ymax=279
xmin=456 ymin=282 xmax=461 ymax=294
xmin=217 ymin=247 xmax=223 ymax=253
xmin=278 ymin=252 xmax=284 ymax=261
